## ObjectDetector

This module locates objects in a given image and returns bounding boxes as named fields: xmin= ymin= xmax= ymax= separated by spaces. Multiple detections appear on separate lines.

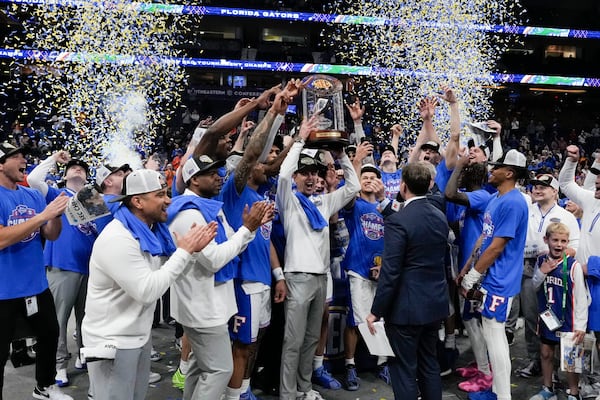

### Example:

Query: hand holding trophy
xmin=301 ymin=74 xmax=349 ymax=150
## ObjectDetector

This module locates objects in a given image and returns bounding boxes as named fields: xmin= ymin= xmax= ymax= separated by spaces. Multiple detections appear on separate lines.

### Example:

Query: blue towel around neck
xmin=167 ymin=195 xmax=239 ymax=282
xmin=113 ymin=205 xmax=176 ymax=257
xmin=295 ymin=192 xmax=327 ymax=231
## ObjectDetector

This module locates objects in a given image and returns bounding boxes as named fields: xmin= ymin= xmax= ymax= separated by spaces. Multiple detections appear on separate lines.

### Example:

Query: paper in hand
xmin=65 ymin=185 xmax=111 ymax=225
xmin=358 ymin=321 xmax=395 ymax=357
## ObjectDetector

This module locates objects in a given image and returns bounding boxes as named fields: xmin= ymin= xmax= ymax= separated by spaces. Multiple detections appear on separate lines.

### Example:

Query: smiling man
xmin=167 ymin=155 xmax=272 ymax=400
xmin=460 ymin=149 xmax=529 ymax=400
xmin=276 ymin=116 xmax=359 ymax=400
xmin=28 ymin=152 xmax=97 ymax=387
xmin=82 ymin=169 xmax=216 ymax=400
xmin=0 ymin=142 xmax=71 ymax=400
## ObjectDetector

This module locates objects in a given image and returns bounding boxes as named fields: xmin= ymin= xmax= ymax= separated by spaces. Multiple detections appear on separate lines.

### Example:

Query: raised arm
xmin=408 ymin=97 xmax=438 ymax=164
xmin=324 ymin=148 xmax=360 ymax=216
xmin=234 ymin=80 xmax=302 ymax=194
xmin=276 ymin=116 xmax=319 ymax=215
xmin=27 ymin=150 xmax=71 ymax=197
xmin=230 ymin=119 xmax=256 ymax=154
xmin=346 ymin=97 xmax=366 ymax=144
xmin=263 ymin=138 xmax=293 ymax=178
xmin=352 ymin=141 xmax=374 ymax=176
xmin=194 ymin=85 xmax=281 ymax=158
xmin=487 ymin=120 xmax=503 ymax=162
xmin=440 ymin=86 xmax=460 ymax=170
xmin=390 ymin=124 xmax=402 ymax=157
xmin=444 ymin=150 xmax=470 ymax=206
xmin=559 ymin=145 xmax=594 ymax=206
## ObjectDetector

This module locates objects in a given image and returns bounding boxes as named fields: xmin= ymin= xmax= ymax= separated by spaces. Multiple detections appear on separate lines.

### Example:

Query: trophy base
xmin=305 ymin=130 xmax=349 ymax=150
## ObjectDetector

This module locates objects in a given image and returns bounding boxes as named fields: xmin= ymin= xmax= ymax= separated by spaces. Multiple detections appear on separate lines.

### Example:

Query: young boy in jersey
xmin=529 ymin=222 xmax=588 ymax=400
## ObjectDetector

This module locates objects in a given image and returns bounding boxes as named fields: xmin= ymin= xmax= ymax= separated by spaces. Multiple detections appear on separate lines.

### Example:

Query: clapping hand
xmin=174 ymin=221 xmax=218 ymax=254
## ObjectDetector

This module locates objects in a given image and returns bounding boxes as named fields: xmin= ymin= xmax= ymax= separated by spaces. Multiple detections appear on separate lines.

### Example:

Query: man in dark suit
xmin=367 ymin=162 xmax=449 ymax=400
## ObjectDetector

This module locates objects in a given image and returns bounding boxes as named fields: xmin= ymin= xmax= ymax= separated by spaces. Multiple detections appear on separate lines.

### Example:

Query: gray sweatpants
xmin=47 ymin=268 xmax=88 ymax=370
xmin=87 ymin=339 xmax=151 ymax=400
xmin=280 ymin=273 xmax=327 ymax=399
xmin=183 ymin=324 xmax=233 ymax=400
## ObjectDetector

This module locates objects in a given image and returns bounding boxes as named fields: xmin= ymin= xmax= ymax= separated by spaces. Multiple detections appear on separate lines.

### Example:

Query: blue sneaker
xmin=344 ymin=365 xmax=360 ymax=391
xmin=55 ymin=368 xmax=69 ymax=387
xmin=377 ymin=364 xmax=391 ymax=385
xmin=240 ymin=386 xmax=261 ymax=400
xmin=468 ymin=390 xmax=498 ymax=400
xmin=312 ymin=365 xmax=342 ymax=390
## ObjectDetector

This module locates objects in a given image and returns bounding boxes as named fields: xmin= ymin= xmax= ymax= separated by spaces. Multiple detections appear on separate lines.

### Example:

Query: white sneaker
xmin=75 ymin=355 xmax=86 ymax=370
xmin=149 ymin=371 xmax=161 ymax=384
xmin=54 ymin=368 xmax=68 ymax=387
xmin=150 ymin=348 xmax=162 ymax=362
xmin=33 ymin=384 xmax=74 ymax=400
xmin=297 ymin=389 xmax=325 ymax=400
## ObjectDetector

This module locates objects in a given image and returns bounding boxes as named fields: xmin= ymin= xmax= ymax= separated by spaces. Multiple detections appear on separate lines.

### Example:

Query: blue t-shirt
xmin=435 ymin=161 xmax=453 ymax=193
xmin=381 ymin=169 xmax=402 ymax=200
xmin=0 ymin=185 xmax=48 ymax=299
xmin=219 ymin=175 xmax=271 ymax=285
xmin=257 ymin=176 xmax=278 ymax=203
xmin=340 ymin=198 xmax=384 ymax=279
xmin=480 ymin=188 xmax=528 ymax=297
xmin=457 ymin=190 xmax=493 ymax=269
xmin=44 ymin=187 xmax=98 ymax=274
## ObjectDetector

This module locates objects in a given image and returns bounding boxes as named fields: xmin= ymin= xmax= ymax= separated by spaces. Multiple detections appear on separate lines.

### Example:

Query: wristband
xmin=461 ymin=268 xmax=482 ymax=291
xmin=272 ymin=267 xmax=285 ymax=281
xmin=376 ymin=198 xmax=390 ymax=213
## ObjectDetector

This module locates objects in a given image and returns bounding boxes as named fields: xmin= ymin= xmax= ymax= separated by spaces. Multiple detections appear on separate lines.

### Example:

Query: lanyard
xmin=537 ymin=204 xmax=556 ymax=233
xmin=543 ymin=254 xmax=568 ymax=322
xmin=590 ymin=212 xmax=600 ymax=233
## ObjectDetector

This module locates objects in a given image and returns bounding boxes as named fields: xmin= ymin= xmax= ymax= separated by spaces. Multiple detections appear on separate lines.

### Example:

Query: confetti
xmin=1 ymin=0 xmax=194 ymax=166
xmin=330 ymin=0 xmax=524 ymax=147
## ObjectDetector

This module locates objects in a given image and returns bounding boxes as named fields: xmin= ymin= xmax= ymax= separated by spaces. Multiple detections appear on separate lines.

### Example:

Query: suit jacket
xmin=371 ymin=197 xmax=450 ymax=326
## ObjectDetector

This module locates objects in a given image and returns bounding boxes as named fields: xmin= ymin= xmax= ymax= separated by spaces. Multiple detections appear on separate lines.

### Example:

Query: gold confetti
xmin=2 ymin=0 xmax=194 ymax=165
xmin=331 ymin=0 xmax=524 ymax=145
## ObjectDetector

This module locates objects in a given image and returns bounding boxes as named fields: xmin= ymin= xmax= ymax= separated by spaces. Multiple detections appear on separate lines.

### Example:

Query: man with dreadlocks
xmin=445 ymin=149 xmax=495 ymax=394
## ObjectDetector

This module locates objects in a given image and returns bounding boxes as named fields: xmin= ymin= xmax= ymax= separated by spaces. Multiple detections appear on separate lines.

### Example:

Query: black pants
xmin=153 ymin=289 xmax=171 ymax=327
xmin=385 ymin=321 xmax=442 ymax=400
xmin=0 ymin=289 xmax=59 ymax=399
